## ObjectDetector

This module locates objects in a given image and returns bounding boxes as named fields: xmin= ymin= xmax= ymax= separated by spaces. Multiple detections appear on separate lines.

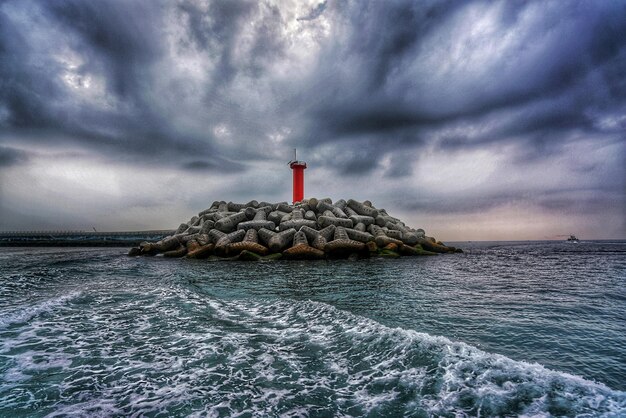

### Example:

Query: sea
xmin=0 ymin=240 xmax=624 ymax=417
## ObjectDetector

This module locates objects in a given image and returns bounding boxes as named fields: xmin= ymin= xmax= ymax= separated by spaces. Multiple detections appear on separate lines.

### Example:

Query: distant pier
xmin=0 ymin=230 xmax=175 ymax=247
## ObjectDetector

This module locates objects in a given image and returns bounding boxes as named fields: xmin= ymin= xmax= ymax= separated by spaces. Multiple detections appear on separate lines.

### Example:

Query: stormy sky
xmin=0 ymin=0 xmax=625 ymax=240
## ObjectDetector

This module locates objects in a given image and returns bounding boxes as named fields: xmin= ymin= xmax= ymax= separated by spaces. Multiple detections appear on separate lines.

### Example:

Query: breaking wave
xmin=0 ymin=291 xmax=82 ymax=330
xmin=0 ymin=292 xmax=623 ymax=417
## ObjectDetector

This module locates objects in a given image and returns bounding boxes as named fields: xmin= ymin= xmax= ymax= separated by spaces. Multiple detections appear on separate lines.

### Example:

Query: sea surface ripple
xmin=0 ymin=241 xmax=624 ymax=417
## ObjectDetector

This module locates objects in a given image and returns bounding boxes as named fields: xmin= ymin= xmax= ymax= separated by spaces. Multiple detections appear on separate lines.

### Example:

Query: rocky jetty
xmin=129 ymin=198 xmax=462 ymax=260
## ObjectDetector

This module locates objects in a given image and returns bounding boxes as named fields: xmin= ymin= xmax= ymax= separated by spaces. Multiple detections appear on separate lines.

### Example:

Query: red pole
xmin=290 ymin=161 xmax=306 ymax=204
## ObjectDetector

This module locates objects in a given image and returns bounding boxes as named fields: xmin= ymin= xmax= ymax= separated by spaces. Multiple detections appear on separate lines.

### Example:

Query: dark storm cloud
xmin=0 ymin=6 xmax=60 ymax=130
xmin=0 ymin=0 xmax=232 ymax=171
xmin=178 ymin=0 xmax=257 ymax=87
xmin=301 ymin=1 xmax=626 ymax=148
xmin=2 ymin=0 xmax=624 ymax=170
xmin=48 ymin=0 xmax=162 ymax=101
xmin=0 ymin=0 xmax=624 ymax=234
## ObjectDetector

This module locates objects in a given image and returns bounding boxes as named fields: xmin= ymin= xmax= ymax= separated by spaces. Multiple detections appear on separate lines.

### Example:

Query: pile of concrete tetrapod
xmin=129 ymin=198 xmax=462 ymax=260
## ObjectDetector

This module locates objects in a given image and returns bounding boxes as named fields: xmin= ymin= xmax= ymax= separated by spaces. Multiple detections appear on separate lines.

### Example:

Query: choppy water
xmin=0 ymin=241 xmax=624 ymax=417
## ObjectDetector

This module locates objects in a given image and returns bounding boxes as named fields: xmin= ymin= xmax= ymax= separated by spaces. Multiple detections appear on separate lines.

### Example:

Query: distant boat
xmin=566 ymin=235 xmax=579 ymax=243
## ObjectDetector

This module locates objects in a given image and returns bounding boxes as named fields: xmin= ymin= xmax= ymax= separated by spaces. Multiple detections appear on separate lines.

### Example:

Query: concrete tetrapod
xmin=224 ymin=229 xmax=269 ymax=256
xmin=324 ymin=226 xmax=367 ymax=258
xmin=354 ymin=222 xmax=366 ymax=232
xmin=283 ymin=231 xmax=325 ymax=260
xmin=163 ymin=245 xmax=187 ymax=258
xmin=186 ymin=240 xmax=215 ymax=259
xmin=209 ymin=229 xmax=227 ymax=244
xmin=299 ymin=224 xmax=335 ymax=251
xmin=345 ymin=228 xmax=374 ymax=243
xmin=215 ymin=229 xmax=246 ymax=256
xmin=268 ymin=210 xmax=289 ymax=225
xmin=237 ymin=208 xmax=276 ymax=231
xmin=369 ymin=224 xmax=404 ymax=248
xmin=268 ymin=228 xmax=297 ymax=253
xmin=316 ymin=201 xmax=348 ymax=218
xmin=215 ymin=212 xmax=250 ymax=233
xmin=347 ymin=199 xmax=379 ymax=218
xmin=257 ymin=228 xmax=277 ymax=247
xmin=279 ymin=209 xmax=317 ymax=231
xmin=317 ymin=215 xmax=353 ymax=229
xmin=386 ymin=229 xmax=403 ymax=240
xmin=349 ymin=215 xmax=375 ymax=226
xmin=416 ymin=237 xmax=456 ymax=254
xmin=143 ymin=235 xmax=180 ymax=253
xmin=385 ymin=221 xmax=418 ymax=245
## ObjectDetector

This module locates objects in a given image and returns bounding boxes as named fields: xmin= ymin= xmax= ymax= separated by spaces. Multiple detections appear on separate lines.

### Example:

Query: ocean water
xmin=0 ymin=241 xmax=624 ymax=417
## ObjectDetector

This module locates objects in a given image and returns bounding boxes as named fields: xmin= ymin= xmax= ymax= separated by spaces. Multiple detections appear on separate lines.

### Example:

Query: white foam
xmin=1 ymin=294 xmax=624 ymax=416
xmin=0 ymin=291 xmax=82 ymax=330
xmin=219 ymin=298 xmax=626 ymax=416
xmin=44 ymin=398 xmax=123 ymax=418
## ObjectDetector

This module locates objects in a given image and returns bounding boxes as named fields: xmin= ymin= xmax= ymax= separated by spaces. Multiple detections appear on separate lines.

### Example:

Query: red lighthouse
xmin=289 ymin=149 xmax=306 ymax=204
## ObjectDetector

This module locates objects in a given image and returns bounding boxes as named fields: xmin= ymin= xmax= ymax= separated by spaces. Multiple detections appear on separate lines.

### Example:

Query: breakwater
xmin=131 ymin=198 xmax=461 ymax=260
xmin=0 ymin=230 xmax=174 ymax=247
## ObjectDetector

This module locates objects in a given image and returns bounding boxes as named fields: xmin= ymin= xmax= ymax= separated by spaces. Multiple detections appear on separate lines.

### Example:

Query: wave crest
xmin=1 ymin=294 xmax=624 ymax=417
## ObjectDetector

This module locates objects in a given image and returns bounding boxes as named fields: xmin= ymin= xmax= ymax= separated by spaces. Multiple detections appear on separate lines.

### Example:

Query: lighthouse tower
xmin=288 ymin=149 xmax=307 ymax=204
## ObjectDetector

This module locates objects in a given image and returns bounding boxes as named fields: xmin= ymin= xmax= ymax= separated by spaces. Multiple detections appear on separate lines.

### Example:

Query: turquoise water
xmin=0 ymin=241 xmax=624 ymax=416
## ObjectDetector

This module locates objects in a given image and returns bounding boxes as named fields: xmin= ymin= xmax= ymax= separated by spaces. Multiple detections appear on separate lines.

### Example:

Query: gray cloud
xmin=297 ymin=1 xmax=327 ymax=21
xmin=303 ymin=1 xmax=626 ymax=140
xmin=0 ymin=0 xmax=624 ymax=237
xmin=0 ymin=146 xmax=27 ymax=168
